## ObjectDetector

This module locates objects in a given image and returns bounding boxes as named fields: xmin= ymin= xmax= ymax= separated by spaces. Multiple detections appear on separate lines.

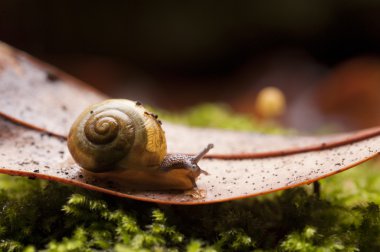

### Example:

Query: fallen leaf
xmin=0 ymin=116 xmax=379 ymax=204
xmin=0 ymin=42 xmax=106 ymax=137
xmin=0 ymin=42 xmax=379 ymax=204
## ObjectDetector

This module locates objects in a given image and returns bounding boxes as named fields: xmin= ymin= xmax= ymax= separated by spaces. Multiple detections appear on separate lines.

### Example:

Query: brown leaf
xmin=0 ymin=42 xmax=106 ymax=137
xmin=0 ymin=42 xmax=379 ymax=157
xmin=0 ymin=41 xmax=379 ymax=204
xmin=0 ymin=116 xmax=379 ymax=204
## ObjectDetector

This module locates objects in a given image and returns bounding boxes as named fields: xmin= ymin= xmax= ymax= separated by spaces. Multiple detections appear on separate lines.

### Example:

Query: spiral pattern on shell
xmin=85 ymin=112 xmax=121 ymax=144
xmin=68 ymin=107 xmax=136 ymax=172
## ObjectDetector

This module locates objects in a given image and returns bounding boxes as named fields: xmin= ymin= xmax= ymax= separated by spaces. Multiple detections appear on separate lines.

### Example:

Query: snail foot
xmin=184 ymin=188 xmax=206 ymax=199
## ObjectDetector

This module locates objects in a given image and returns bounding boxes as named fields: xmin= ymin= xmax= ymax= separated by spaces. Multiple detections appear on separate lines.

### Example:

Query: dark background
xmin=2 ymin=0 xmax=380 ymax=131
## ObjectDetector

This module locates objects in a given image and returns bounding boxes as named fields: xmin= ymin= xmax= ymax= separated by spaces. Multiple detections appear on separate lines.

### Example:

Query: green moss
xmin=321 ymin=161 xmax=380 ymax=206
xmin=149 ymin=103 xmax=291 ymax=134
xmin=0 ymin=103 xmax=379 ymax=251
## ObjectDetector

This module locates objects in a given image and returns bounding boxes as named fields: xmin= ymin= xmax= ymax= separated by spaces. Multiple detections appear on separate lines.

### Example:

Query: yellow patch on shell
xmin=144 ymin=114 xmax=165 ymax=153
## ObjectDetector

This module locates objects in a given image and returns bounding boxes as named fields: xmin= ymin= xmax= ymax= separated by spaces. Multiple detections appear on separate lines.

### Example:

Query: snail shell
xmin=68 ymin=99 xmax=167 ymax=173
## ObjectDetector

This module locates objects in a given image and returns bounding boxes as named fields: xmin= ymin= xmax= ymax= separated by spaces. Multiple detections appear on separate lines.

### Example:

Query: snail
xmin=67 ymin=99 xmax=213 ymax=190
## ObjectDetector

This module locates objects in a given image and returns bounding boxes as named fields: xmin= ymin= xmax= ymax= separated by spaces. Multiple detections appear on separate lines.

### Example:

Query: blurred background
xmin=2 ymin=0 xmax=380 ymax=132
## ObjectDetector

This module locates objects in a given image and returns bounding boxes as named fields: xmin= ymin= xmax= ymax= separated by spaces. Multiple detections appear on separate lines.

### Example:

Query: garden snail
xmin=67 ymin=99 xmax=213 ymax=190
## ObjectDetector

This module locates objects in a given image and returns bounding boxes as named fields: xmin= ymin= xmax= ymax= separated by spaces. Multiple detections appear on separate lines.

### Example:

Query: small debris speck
xmin=46 ymin=72 xmax=59 ymax=82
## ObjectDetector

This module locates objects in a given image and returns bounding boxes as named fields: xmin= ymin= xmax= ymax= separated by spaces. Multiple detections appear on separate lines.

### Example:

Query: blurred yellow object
xmin=254 ymin=87 xmax=286 ymax=119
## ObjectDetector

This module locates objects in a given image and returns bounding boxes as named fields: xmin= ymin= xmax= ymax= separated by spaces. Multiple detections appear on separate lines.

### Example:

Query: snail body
xmin=68 ymin=99 xmax=212 ymax=190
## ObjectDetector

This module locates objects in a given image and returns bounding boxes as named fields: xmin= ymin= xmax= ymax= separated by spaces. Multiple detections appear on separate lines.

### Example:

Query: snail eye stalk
xmin=193 ymin=144 xmax=214 ymax=164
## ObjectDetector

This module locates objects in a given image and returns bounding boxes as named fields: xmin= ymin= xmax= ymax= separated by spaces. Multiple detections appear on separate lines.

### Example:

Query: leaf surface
xmin=0 ymin=117 xmax=379 ymax=204
xmin=0 ymin=42 xmax=379 ymax=204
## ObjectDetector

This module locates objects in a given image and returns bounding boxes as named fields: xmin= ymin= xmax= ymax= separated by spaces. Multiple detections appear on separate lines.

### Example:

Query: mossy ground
xmin=1 ymin=104 xmax=380 ymax=252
